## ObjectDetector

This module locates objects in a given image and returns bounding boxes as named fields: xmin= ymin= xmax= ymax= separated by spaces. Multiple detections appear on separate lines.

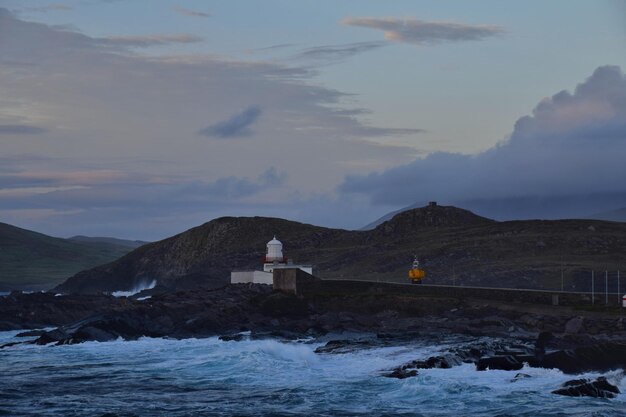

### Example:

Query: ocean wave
xmin=1 ymin=331 xmax=624 ymax=416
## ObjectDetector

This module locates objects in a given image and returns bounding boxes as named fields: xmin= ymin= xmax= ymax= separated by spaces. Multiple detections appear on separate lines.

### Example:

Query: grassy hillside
xmin=68 ymin=235 xmax=148 ymax=249
xmin=0 ymin=223 xmax=136 ymax=291
xmin=56 ymin=205 xmax=626 ymax=294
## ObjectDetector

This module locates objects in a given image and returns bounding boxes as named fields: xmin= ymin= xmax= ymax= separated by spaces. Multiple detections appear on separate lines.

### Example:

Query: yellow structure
xmin=408 ymin=256 xmax=425 ymax=284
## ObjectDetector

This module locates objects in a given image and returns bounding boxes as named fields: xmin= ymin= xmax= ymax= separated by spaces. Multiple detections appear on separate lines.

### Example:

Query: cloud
xmin=341 ymin=17 xmax=504 ymax=46
xmin=197 ymin=167 xmax=286 ymax=199
xmin=298 ymin=41 xmax=386 ymax=63
xmin=197 ymin=106 xmax=262 ymax=138
xmin=173 ymin=7 xmax=210 ymax=18
xmin=355 ymin=126 xmax=426 ymax=137
xmin=0 ymin=8 xmax=423 ymax=239
xmin=258 ymin=166 xmax=287 ymax=187
xmin=23 ymin=4 xmax=72 ymax=12
xmin=0 ymin=185 xmax=88 ymax=197
xmin=0 ymin=166 xmax=287 ymax=239
xmin=257 ymin=43 xmax=297 ymax=51
xmin=0 ymin=124 xmax=46 ymax=135
xmin=340 ymin=65 xmax=626 ymax=209
xmin=101 ymin=34 xmax=204 ymax=47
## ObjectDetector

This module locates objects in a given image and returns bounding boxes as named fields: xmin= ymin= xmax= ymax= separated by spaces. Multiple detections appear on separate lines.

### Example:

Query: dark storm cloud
xmin=342 ymin=17 xmax=504 ymax=46
xmin=197 ymin=106 xmax=262 ymax=138
xmin=340 ymin=65 xmax=626 ymax=206
xmin=0 ymin=124 xmax=46 ymax=135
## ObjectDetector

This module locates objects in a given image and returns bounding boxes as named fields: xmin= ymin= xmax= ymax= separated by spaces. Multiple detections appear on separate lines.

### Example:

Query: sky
xmin=0 ymin=0 xmax=625 ymax=240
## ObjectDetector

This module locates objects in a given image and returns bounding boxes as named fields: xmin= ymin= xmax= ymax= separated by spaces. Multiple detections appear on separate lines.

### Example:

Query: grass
xmin=0 ymin=222 xmax=134 ymax=290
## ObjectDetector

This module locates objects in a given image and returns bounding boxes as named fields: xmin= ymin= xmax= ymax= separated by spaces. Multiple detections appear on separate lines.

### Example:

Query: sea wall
xmin=275 ymin=272 xmax=622 ymax=307
xmin=272 ymin=268 xmax=319 ymax=295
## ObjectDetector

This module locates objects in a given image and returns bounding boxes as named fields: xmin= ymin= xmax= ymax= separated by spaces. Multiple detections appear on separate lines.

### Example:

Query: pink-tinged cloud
xmin=14 ymin=170 xmax=130 ymax=185
xmin=101 ymin=34 xmax=204 ymax=47
xmin=173 ymin=7 xmax=210 ymax=18
xmin=342 ymin=17 xmax=504 ymax=46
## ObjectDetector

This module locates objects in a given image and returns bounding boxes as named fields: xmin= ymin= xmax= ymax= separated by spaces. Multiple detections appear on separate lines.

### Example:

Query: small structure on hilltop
xmin=230 ymin=236 xmax=313 ymax=285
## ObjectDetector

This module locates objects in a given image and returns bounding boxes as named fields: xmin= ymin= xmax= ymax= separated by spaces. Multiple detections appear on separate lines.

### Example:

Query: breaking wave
xmin=0 ymin=332 xmax=624 ymax=416
xmin=111 ymin=279 xmax=157 ymax=297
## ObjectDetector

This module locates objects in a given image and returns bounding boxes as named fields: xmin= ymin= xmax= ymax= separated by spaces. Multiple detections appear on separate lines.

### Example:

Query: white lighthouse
xmin=265 ymin=236 xmax=284 ymax=263
xmin=230 ymin=236 xmax=313 ymax=285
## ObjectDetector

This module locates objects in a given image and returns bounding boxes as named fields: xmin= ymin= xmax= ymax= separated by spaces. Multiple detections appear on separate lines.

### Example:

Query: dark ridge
xmin=374 ymin=203 xmax=494 ymax=234
xmin=53 ymin=206 xmax=626 ymax=295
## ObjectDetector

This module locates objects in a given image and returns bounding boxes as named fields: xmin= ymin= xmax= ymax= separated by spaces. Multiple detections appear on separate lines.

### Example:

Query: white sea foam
xmin=112 ymin=280 xmax=156 ymax=297
xmin=1 ymin=332 xmax=624 ymax=416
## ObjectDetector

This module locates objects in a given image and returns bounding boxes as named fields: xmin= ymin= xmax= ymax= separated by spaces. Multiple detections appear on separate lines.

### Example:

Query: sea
xmin=1 ymin=330 xmax=625 ymax=417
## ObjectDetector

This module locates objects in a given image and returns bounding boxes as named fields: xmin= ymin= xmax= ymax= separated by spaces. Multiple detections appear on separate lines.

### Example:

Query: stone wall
xmin=293 ymin=279 xmax=622 ymax=307
xmin=272 ymin=268 xmax=319 ymax=295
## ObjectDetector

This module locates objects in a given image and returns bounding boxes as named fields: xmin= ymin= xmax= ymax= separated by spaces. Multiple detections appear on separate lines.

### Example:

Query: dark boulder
xmin=35 ymin=329 xmax=69 ymax=345
xmin=478 ymin=337 xmax=626 ymax=374
xmin=553 ymin=377 xmax=620 ymax=398
xmin=408 ymin=355 xmax=463 ymax=369
xmin=384 ymin=353 xmax=466 ymax=379
xmin=219 ymin=333 xmax=245 ymax=342
xmin=540 ymin=342 xmax=626 ymax=374
xmin=71 ymin=326 xmax=118 ymax=343
xmin=314 ymin=339 xmax=373 ymax=354
xmin=385 ymin=369 xmax=418 ymax=379
xmin=15 ymin=329 xmax=47 ymax=337
xmin=476 ymin=355 xmax=524 ymax=371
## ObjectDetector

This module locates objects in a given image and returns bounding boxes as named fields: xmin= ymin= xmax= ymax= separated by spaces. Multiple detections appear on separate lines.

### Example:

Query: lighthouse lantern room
xmin=265 ymin=236 xmax=285 ymax=263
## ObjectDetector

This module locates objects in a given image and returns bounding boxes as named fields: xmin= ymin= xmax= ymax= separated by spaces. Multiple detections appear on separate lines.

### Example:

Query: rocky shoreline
xmin=2 ymin=284 xmax=626 ymax=397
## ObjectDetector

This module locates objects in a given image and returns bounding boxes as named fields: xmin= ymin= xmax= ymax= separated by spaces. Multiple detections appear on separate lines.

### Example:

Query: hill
xmin=68 ymin=236 xmax=149 ymax=249
xmin=363 ymin=195 xmax=626 ymax=228
xmin=0 ymin=223 xmax=137 ymax=291
xmin=360 ymin=202 xmax=422 ymax=230
xmin=587 ymin=207 xmax=626 ymax=223
xmin=56 ymin=204 xmax=626 ymax=294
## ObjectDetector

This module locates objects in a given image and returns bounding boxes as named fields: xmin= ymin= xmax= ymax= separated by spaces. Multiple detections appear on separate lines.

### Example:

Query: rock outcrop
xmin=553 ymin=377 xmax=621 ymax=398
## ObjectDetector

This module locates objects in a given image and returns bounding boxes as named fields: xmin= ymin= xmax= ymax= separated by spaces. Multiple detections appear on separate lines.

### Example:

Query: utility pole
xmin=605 ymin=270 xmax=608 ymax=305
xmin=618 ymin=268 xmax=621 ymax=305
xmin=452 ymin=265 xmax=456 ymax=287
xmin=592 ymin=270 xmax=595 ymax=305
xmin=560 ymin=257 xmax=564 ymax=292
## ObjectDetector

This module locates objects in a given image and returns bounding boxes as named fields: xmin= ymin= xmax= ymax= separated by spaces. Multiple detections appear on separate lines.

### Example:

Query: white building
xmin=230 ymin=236 xmax=313 ymax=285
